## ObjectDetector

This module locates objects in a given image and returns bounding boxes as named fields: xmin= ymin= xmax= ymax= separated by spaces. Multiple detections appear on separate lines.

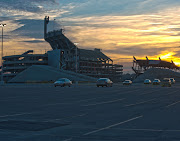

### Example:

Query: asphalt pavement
xmin=0 ymin=83 xmax=180 ymax=141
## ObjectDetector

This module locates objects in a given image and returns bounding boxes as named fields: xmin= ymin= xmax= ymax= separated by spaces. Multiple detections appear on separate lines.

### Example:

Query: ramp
xmin=8 ymin=65 xmax=97 ymax=83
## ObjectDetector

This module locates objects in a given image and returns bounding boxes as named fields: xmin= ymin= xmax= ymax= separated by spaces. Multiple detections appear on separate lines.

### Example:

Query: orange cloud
xmin=2 ymin=6 xmax=180 ymax=71
xmin=63 ymin=8 xmax=180 ymax=68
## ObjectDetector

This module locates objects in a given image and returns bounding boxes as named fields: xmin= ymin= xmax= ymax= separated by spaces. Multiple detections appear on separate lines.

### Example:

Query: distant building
xmin=2 ymin=50 xmax=48 ymax=81
xmin=1 ymin=16 xmax=123 ymax=82
xmin=132 ymin=56 xmax=179 ymax=75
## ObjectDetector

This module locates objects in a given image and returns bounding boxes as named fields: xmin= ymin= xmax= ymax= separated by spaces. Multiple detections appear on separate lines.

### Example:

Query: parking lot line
xmin=115 ymin=128 xmax=180 ymax=132
xmin=41 ymin=89 xmax=140 ymax=107
xmin=44 ymin=113 xmax=87 ymax=122
xmin=42 ymin=97 xmax=99 ymax=106
xmin=124 ymin=89 xmax=180 ymax=108
xmin=0 ymin=112 xmax=33 ymax=118
xmin=139 ymin=89 xmax=163 ymax=96
xmin=63 ymin=138 xmax=72 ymax=141
xmin=83 ymin=115 xmax=143 ymax=136
xmin=124 ymin=98 xmax=157 ymax=107
xmin=1 ymin=84 xmax=180 ymax=141
xmin=166 ymin=100 xmax=180 ymax=108
xmin=83 ymin=98 xmax=125 ymax=106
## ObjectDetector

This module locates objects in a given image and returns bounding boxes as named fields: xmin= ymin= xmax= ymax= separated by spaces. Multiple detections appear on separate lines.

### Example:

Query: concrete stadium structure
xmin=2 ymin=50 xmax=48 ymax=81
xmin=0 ymin=16 xmax=123 ymax=83
xmin=132 ymin=56 xmax=179 ymax=75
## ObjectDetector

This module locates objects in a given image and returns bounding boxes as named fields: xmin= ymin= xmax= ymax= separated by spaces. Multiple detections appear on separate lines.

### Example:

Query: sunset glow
xmin=1 ymin=0 xmax=180 ymax=72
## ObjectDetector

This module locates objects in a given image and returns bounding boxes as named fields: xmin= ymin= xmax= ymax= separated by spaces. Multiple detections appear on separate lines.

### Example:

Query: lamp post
xmin=74 ymin=43 xmax=79 ymax=86
xmin=53 ymin=19 xmax=56 ymax=31
xmin=75 ymin=47 xmax=79 ymax=86
xmin=0 ymin=24 xmax=6 ymax=85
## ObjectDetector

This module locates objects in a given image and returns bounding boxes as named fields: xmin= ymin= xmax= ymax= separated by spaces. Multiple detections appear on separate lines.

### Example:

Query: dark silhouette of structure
xmin=132 ymin=56 xmax=179 ymax=75
xmin=0 ymin=16 xmax=123 ymax=82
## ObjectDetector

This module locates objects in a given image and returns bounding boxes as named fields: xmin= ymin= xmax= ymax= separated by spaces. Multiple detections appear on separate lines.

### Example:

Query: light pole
xmin=74 ymin=43 xmax=79 ymax=86
xmin=0 ymin=24 xmax=6 ymax=85
xmin=53 ymin=19 xmax=56 ymax=31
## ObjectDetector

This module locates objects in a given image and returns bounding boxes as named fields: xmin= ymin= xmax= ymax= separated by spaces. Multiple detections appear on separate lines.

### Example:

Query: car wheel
xmin=97 ymin=85 xmax=99 ymax=87
xmin=54 ymin=85 xmax=56 ymax=87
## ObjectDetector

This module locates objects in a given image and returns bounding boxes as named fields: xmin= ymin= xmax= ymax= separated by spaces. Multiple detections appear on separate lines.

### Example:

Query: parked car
xmin=152 ymin=79 xmax=161 ymax=85
xmin=54 ymin=78 xmax=72 ymax=87
xmin=169 ymin=78 xmax=175 ymax=84
xmin=144 ymin=79 xmax=151 ymax=84
xmin=162 ymin=78 xmax=171 ymax=87
xmin=96 ymin=78 xmax=113 ymax=87
xmin=123 ymin=80 xmax=132 ymax=85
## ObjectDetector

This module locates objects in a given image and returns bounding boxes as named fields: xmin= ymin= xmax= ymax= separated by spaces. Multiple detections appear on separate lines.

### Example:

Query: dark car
xmin=169 ymin=78 xmax=175 ymax=84
xmin=96 ymin=78 xmax=113 ymax=87
xmin=162 ymin=78 xmax=171 ymax=87
xmin=144 ymin=79 xmax=151 ymax=84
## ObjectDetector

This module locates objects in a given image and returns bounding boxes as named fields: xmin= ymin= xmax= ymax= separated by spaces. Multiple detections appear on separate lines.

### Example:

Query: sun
xmin=159 ymin=52 xmax=175 ymax=60
xmin=158 ymin=52 xmax=180 ymax=67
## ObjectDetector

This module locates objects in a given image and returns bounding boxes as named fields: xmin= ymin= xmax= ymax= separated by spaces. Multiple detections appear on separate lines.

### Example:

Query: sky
xmin=1 ymin=0 xmax=180 ymax=72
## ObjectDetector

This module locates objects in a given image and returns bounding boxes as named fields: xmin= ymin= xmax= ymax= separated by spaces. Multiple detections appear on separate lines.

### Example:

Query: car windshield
xmin=98 ymin=79 xmax=108 ymax=82
xmin=125 ymin=80 xmax=130 ymax=82
xmin=58 ymin=79 xmax=65 ymax=82
xmin=163 ymin=79 xmax=170 ymax=82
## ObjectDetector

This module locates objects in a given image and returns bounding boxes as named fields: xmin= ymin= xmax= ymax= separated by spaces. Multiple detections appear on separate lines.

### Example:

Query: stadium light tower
xmin=74 ymin=43 xmax=79 ymax=86
xmin=53 ymin=19 xmax=56 ymax=31
xmin=0 ymin=24 xmax=6 ymax=85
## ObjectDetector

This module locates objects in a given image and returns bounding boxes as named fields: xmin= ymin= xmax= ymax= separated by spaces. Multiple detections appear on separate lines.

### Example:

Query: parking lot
xmin=0 ymin=83 xmax=180 ymax=141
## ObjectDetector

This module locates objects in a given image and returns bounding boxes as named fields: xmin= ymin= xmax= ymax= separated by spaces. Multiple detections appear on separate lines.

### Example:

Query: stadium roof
xmin=79 ymin=49 xmax=111 ymax=61
xmin=133 ymin=56 xmax=179 ymax=69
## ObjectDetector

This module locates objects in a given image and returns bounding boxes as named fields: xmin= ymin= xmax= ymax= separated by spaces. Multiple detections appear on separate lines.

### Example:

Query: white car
xmin=123 ymin=80 xmax=132 ymax=85
xmin=169 ymin=78 xmax=175 ymax=84
xmin=152 ymin=79 xmax=161 ymax=85
xmin=144 ymin=79 xmax=151 ymax=84
xmin=54 ymin=78 xmax=72 ymax=87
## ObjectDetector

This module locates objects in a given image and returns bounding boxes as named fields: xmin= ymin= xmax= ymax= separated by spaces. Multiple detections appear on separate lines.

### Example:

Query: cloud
xmin=2 ymin=0 xmax=180 ymax=70
xmin=3 ymin=0 xmax=180 ymax=20
xmin=20 ymin=40 xmax=45 ymax=43
xmin=65 ymin=0 xmax=180 ymax=17
xmin=58 ymin=10 xmax=180 ymax=67
xmin=10 ymin=19 xmax=61 ymax=39
xmin=104 ymin=46 xmax=176 ymax=56
xmin=0 ymin=0 xmax=68 ymax=20
xmin=0 ymin=0 xmax=57 ymax=13
xmin=11 ymin=19 xmax=44 ymax=39
xmin=62 ymin=12 xmax=180 ymax=49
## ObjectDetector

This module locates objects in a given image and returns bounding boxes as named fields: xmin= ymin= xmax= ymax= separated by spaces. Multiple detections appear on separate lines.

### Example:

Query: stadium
xmin=0 ymin=16 xmax=123 ymax=83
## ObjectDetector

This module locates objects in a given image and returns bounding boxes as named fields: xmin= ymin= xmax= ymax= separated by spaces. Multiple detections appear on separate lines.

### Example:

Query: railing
xmin=2 ymin=50 xmax=49 ymax=58
xmin=3 ymin=60 xmax=48 ymax=65
xmin=3 ymin=66 xmax=28 ymax=71
xmin=46 ymin=30 xmax=63 ymax=38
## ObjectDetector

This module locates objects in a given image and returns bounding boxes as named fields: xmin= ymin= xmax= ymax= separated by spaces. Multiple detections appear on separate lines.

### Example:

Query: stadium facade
xmin=132 ymin=56 xmax=179 ymax=75
xmin=1 ymin=16 xmax=123 ymax=83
